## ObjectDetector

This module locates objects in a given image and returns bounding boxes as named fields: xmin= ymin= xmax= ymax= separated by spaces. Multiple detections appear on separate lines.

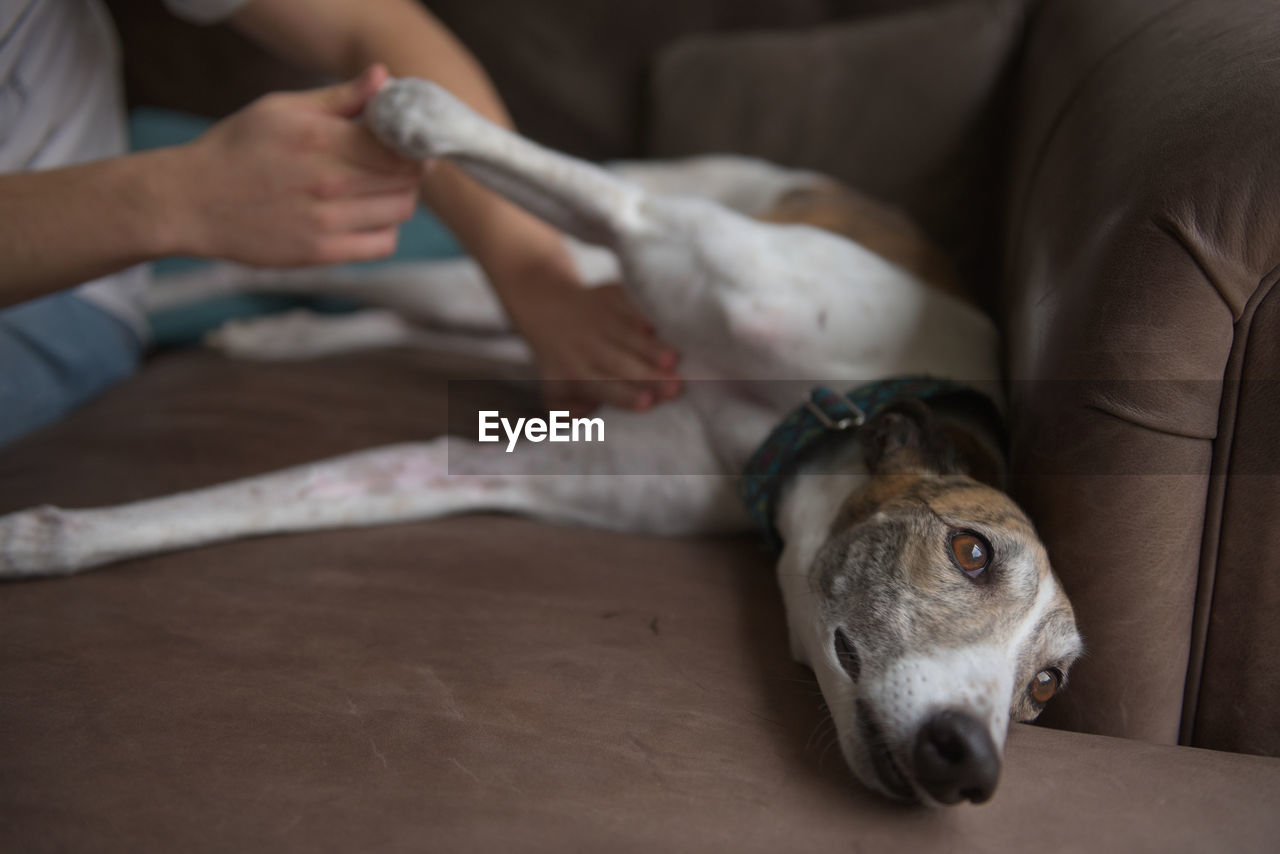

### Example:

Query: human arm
xmin=0 ymin=150 xmax=184 ymax=308
xmin=228 ymin=0 xmax=681 ymax=411
xmin=0 ymin=66 xmax=421 ymax=310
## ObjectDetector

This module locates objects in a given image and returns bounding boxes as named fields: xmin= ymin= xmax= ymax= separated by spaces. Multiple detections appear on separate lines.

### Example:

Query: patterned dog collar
xmin=739 ymin=377 xmax=984 ymax=549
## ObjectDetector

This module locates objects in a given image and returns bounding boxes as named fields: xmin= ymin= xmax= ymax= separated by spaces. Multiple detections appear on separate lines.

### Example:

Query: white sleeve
xmin=162 ymin=0 xmax=252 ymax=25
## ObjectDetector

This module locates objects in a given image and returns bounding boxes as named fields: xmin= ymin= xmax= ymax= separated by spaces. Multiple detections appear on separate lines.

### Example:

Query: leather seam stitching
xmin=1181 ymin=263 xmax=1280 ymax=745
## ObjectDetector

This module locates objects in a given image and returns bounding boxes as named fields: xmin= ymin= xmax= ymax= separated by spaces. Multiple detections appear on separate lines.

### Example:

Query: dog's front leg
xmin=0 ymin=406 xmax=742 ymax=577
xmin=0 ymin=441 xmax=478 ymax=577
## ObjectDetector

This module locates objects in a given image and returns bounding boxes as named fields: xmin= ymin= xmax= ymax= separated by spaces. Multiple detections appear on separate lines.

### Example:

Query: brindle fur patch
xmin=1010 ymin=602 xmax=1080 ymax=722
xmin=750 ymin=174 xmax=1081 ymax=790
xmin=815 ymin=445 xmax=1080 ymax=728
xmin=822 ymin=476 xmax=1041 ymax=651
xmin=754 ymin=180 xmax=966 ymax=304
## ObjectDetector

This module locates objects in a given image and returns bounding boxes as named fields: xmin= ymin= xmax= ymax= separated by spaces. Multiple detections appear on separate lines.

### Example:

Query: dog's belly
xmin=610 ymin=199 xmax=1001 ymax=393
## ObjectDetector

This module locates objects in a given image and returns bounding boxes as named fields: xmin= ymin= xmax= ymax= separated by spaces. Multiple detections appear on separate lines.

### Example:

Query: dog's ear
xmin=861 ymin=399 xmax=1005 ymax=489
xmin=861 ymin=399 xmax=952 ymax=476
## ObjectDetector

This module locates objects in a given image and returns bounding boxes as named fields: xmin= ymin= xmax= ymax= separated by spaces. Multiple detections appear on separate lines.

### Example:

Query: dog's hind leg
xmin=365 ymin=80 xmax=813 ymax=372
xmin=367 ymin=80 xmax=655 ymax=250
xmin=0 ymin=405 xmax=741 ymax=578
xmin=606 ymin=156 xmax=826 ymax=217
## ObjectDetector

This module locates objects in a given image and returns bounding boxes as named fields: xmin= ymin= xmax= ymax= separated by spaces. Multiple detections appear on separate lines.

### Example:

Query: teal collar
xmin=739 ymin=377 xmax=987 ymax=549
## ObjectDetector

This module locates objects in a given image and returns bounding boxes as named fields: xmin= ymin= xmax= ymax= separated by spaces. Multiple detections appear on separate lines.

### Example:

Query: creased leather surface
xmin=2 ymin=350 xmax=1279 ymax=851
xmin=104 ymin=0 xmax=883 ymax=158
xmin=5 ymin=0 xmax=1275 ymax=842
xmin=1003 ymin=0 xmax=1280 ymax=747
xmin=647 ymin=0 xmax=1030 ymax=309
xmin=1192 ymin=279 xmax=1280 ymax=753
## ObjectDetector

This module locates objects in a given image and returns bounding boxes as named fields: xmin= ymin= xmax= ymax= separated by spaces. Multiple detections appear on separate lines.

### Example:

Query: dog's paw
xmin=0 ymin=505 xmax=75 ymax=578
xmin=205 ymin=309 xmax=413 ymax=361
xmin=205 ymin=311 xmax=317 ymax=360
xmin=364 ymin=78 xmax=474 ymax=160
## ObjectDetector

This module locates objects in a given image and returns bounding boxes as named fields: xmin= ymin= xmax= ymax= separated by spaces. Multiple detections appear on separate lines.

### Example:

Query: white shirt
xmin=1 ymin=0 xmax=249 ymax=334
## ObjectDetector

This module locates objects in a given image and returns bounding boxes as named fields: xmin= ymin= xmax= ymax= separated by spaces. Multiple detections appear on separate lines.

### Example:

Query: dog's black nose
xmin=911 ymin=710 xmax=1000 ymax=804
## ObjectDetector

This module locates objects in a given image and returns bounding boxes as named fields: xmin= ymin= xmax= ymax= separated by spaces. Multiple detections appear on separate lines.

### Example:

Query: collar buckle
xmin=803 ymin=388 xmax=866 ymax=431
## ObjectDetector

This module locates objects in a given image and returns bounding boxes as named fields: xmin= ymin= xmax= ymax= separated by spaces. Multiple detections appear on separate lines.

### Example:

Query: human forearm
xmin=230 ymin=0 xmax=572 ymax=290
xmin=230 ymin=0 xmax=511 ymax=128
xmin=322 ymin=3 xmax=585 ymax=319
xmin=229 ymin=0 xmax=680 ymax=410
xmin=0 ymin=149 xmax=186 ymax=308
xmin=1 ymin=67 xmax=421 ymax=310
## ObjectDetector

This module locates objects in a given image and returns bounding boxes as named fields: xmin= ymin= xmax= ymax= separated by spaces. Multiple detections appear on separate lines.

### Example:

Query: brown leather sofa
xmin=3 ymin=0 xmax=1279 ymax=850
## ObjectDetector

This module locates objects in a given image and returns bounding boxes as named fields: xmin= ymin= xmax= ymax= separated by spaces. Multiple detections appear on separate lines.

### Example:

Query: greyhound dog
xmin=0 ymin=79 xmax=1082 ymax=806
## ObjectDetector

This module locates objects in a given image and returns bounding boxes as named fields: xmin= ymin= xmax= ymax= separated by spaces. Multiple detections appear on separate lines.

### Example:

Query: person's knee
xmin=0 ymin=293 xmax=143 ymax=446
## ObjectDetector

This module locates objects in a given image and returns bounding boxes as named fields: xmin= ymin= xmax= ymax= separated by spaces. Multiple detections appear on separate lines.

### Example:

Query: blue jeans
xmin=0 ymin=292 xmax=144 ymax=446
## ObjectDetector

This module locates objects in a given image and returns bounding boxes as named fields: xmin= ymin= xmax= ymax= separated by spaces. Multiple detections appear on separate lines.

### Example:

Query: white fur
xmin=0 ymin=80 xmax=1069 ymax=805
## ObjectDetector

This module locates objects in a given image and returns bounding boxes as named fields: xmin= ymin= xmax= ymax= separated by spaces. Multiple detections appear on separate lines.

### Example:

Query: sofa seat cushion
xmin=2 ymin=348 xmax=1279 ymax=850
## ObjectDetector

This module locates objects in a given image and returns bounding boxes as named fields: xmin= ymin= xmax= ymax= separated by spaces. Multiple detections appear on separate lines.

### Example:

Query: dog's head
xmin=797 ymin=399 xmax=1081 ymax=806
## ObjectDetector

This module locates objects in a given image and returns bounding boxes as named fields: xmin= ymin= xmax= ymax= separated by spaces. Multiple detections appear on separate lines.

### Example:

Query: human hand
xmin=171 ymin=64 xmax=423 ymax=267
xmin=498 ymin=264 xmax=681 ymax=415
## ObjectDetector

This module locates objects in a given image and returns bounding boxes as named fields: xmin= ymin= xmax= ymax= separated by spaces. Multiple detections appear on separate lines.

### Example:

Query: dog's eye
xmin=1030 ymin=668 xmax=1063 ymax=704
xmin=949 ymin=531 xmax=990 ymax=578
xmin=833 ymin=628 xmax=861 ymax=683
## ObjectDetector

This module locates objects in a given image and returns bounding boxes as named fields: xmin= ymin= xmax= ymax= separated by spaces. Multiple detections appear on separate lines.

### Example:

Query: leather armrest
xmin=1001 ymin=0 xmax=1280 ymax=750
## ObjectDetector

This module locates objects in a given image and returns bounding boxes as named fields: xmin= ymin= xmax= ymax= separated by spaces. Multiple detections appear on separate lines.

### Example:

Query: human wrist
xmin=123 ymin=145 xmax=205 ymax=259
